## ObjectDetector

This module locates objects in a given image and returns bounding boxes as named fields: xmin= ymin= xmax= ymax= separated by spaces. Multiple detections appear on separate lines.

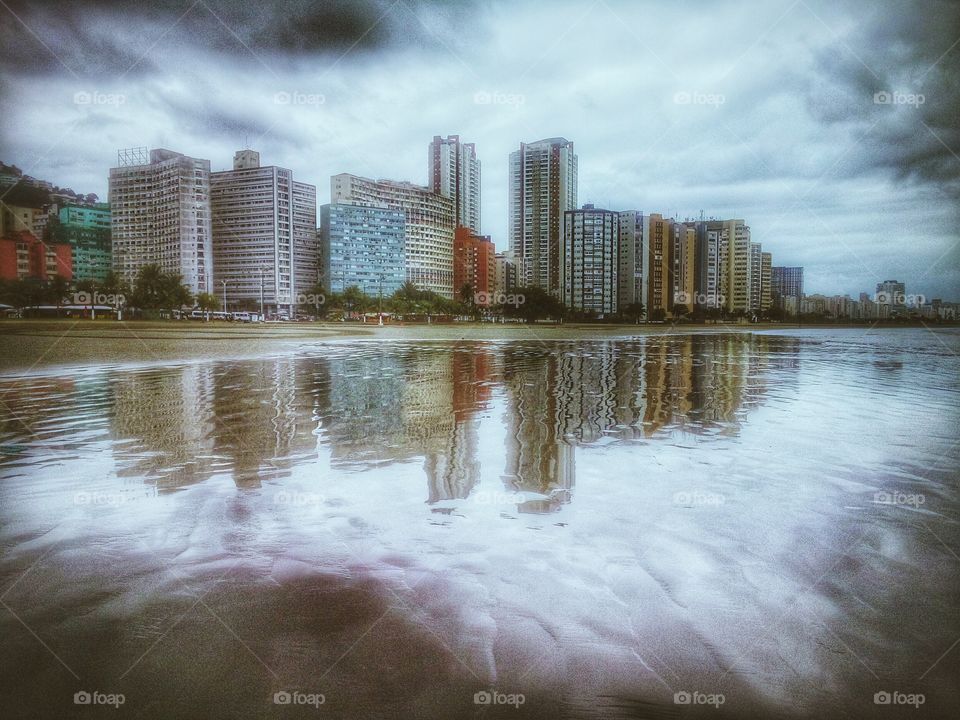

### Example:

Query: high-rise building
xmin=209 ymin=150 xmax=317 ymax=316
xmin=109 ymin=147 xmax=213 ymax=295
xmin=875 ymin=279 xmax=906 ymax=306
xmin=453 ymin=227 xmax=495 ymax=301
xmin=771 ymin=266 xmax=804 ymax=308
xmin=494 ymin=251 xmax=517 ymax=297
xmin=684 ymin=218 xmax=724 ymax=310
xmin=562 ymin=204 xmax=619 ymax=316
xmin=749 ymin=242 xmax=763 ymax=313
xmin=671 ymin=222 xmax=696 ymax=314
xmin=50 ymin=203 xmax=111 ymax=282
xmin=319 ymin=203 xmax=406 ymax=296
xmin=761 ymin=252 xmax=772 ymax=313
xmin=618 ymin=211 xmax=646 ymax=311
xmin=428 ymin=135 xmax=481 ymax=233
xmin=509 ymin=137 xmax=577 ymax=294
xmin=720 ymin=219 xmax=750 ymax=314
xmin=331 ymin=173 xmax=455 ymax=298
xmin=646 ymin=213 xmax=673 ymax=317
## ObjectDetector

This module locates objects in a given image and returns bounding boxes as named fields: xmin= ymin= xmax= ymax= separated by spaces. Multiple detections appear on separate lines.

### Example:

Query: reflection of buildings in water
xmin=110 ymin=365 xmax=217 ymax=487
xmin=210 ymin=358 xmax=319 ymax=488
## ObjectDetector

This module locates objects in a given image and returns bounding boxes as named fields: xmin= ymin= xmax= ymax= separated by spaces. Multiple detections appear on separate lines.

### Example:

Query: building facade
xmin=210 ymin=150 xmax=317 ymax=315
xmin=671 ymin=222 xmax=696 ymax=314
xmin=331 ymin=173 xmax=455 ymax=298
xmin=617 ymin=210 xmax=646 ymax=311
xmin=646 ymin=213 xmax=673 ymax=318
xmin=428 ymin=135 xmax=481 ymax=233
xmin=562 ymin=204 xmax=619 ymax=316
xmin=771 ymin=266 xmax=804 ymax=308
xmin=109 ymin=148 xmax=214 ymax=295
xmin=320 ymin=203 xmax=406 ymax=296
xmin=453 ymin=226 xmax=495 ymax=301
xmin=50 ymin=203 xmax=111 ymax=283
xmin=508 ymin=137 xmax=577 ymax=294
xmin=494 ymin=251 xmax=517 ymax=297
xmin=0 ymin=230 xmax=72 ymax=282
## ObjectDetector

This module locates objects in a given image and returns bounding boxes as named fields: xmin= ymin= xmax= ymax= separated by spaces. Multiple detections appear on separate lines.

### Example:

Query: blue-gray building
xmin=319 ymin=203 xmax=406 ymax=295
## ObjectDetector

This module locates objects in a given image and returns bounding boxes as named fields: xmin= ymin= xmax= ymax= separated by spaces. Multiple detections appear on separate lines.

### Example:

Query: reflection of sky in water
xmin=1 ymin=329 xmax=958 ymax=719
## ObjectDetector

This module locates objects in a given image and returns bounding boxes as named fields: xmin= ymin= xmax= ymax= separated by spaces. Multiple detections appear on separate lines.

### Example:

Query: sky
xmin=0 ymin=0 xmax=958 ymax=300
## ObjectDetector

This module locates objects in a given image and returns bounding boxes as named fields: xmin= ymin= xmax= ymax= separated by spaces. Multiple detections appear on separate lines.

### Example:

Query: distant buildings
xmin=771 ymin=266 xmax=804 ymax=309
xmin=319 ymin=203 xmax=406 ymax=296
xmin=617 ymin=210 xmax=646 ymax=311
xmin=509 ymin=137 xmax=578 ymax=294
xmin=875 ymin=279 xmax=906 ymax=307
xmin=210 ymin=149 xmax=317 ymax=315
xmin=0 ymin=230 xmax=72 ymax=282
xmin=331 ymin=173 xmax=455 ymax=298
xmin=51 ymin=203 xmax=111 ymax=282
xmin=494 ymin=251 xmax=517 ymax=297
xmin=646 ymin=213 xmax=673 ymax=317
xmin=109 ymin=147 xmax=214 ymax=295
xmin=429 ymin=135 xmax=481 ymax=233
xmin=562 ymin=204 xmax=619 ymax=316
xmin=453 ymin=227 xmax=495 ymax=300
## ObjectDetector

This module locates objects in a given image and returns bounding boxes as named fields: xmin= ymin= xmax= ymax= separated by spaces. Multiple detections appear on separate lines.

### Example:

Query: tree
xmin=649 ymin=308 xmax=666 ymax=322
xmin=196 ymin=292 xmax=220 ymax=319
xmin=621 ymin=302 xmax=645 ymax=324
xmin=129 ymin=264 xmax=193 ymax=312
xmin=502 ymin=286 xmax=566 ymax=323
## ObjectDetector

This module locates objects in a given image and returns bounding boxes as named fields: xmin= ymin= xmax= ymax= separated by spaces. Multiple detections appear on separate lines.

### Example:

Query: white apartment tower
xmin=109 ymin=147 xmax=214 ymax=295
xmin=331 ymin=173 xmax=455 ymax=298
xmin=209 ymin=150 xmax=317 ymax=316
xmin=509 ymin=137 xmax=578 ymax=295
xmin=429 ymin=135 xmax=481 ymax=233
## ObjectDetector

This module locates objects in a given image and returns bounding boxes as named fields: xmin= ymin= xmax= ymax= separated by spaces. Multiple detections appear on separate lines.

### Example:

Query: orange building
xmin=453 ymin=226 xmax=495 ymax=300
xmin=0 ymin=230 xmax=72 ymax=282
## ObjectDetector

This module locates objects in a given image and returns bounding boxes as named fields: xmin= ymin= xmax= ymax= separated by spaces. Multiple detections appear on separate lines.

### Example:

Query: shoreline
xmin=0 ymin=319 xmax=954 ymax=373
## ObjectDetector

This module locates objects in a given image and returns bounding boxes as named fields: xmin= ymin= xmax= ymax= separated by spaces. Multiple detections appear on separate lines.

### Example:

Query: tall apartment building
xmin=684 ymin=218 xmax=724 ymax=310
xmin=494 ymin=251 xmax=517 ymax=297
xmin=562 ymin=204 xmax=619 ymax=316
xmin=875 ymin=279 xmax=906 ymax=306
xmin=761 ymin=252 xmax=772 ymax=312
xmin=209 ymin=149 xmax=317 ymax=316
xmin=646 ymin=213 xmax=673 ymax=317
xmin=508 ymin=137 xmax=577 ymax=294
xmin=453 ymin=227 xmax=495 ymax=300
xmin=50 ymin=203 xmax=111 ymax=282
xmin=331 ymin=173 xmax=455 ymax=298
xmin=749 ymin=242 xmax=763 ymax=313
xmin=429 ymin=135 xmax=481 ymax=233
xmin=721 ymin=219 xmax=751 ymax=315
xmin=671 ymin=222 xmax=696 ymax=313
xmin=618 ymin=210 xmax=647 ymax=311
xmin=109 ymin=147 xmax=213 ymax=295
xmin=771 ymin=266 xmax=804 ymax=307
xmin=319 ymin=203 xmax=406 ymax=296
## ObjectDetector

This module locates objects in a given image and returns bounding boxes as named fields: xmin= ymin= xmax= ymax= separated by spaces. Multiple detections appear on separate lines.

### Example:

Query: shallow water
xmin=1 ymin=329 xmax=958 ymax=718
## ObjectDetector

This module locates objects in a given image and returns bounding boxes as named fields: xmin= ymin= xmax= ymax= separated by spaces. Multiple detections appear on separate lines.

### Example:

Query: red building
xmin=0 ymin=230 xmax=72 ymax=282
xmin=453 ymin=226 xmax=494 ymax=301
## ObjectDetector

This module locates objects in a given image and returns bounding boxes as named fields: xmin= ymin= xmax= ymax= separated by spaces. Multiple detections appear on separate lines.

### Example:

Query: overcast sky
xmin=1 ymin=0 xmax=958 ymax=299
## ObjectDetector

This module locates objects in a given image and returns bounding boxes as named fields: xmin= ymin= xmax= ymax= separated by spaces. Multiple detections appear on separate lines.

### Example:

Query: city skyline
xmin=0 ymin=0 xmax=956 ymax=300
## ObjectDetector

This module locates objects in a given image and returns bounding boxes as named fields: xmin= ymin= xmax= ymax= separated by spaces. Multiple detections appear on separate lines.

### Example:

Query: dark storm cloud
xmin=0 ymin=0 xmax=472 ymax=79
xmin=805 ymin=0 xmax=960 ymax=190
